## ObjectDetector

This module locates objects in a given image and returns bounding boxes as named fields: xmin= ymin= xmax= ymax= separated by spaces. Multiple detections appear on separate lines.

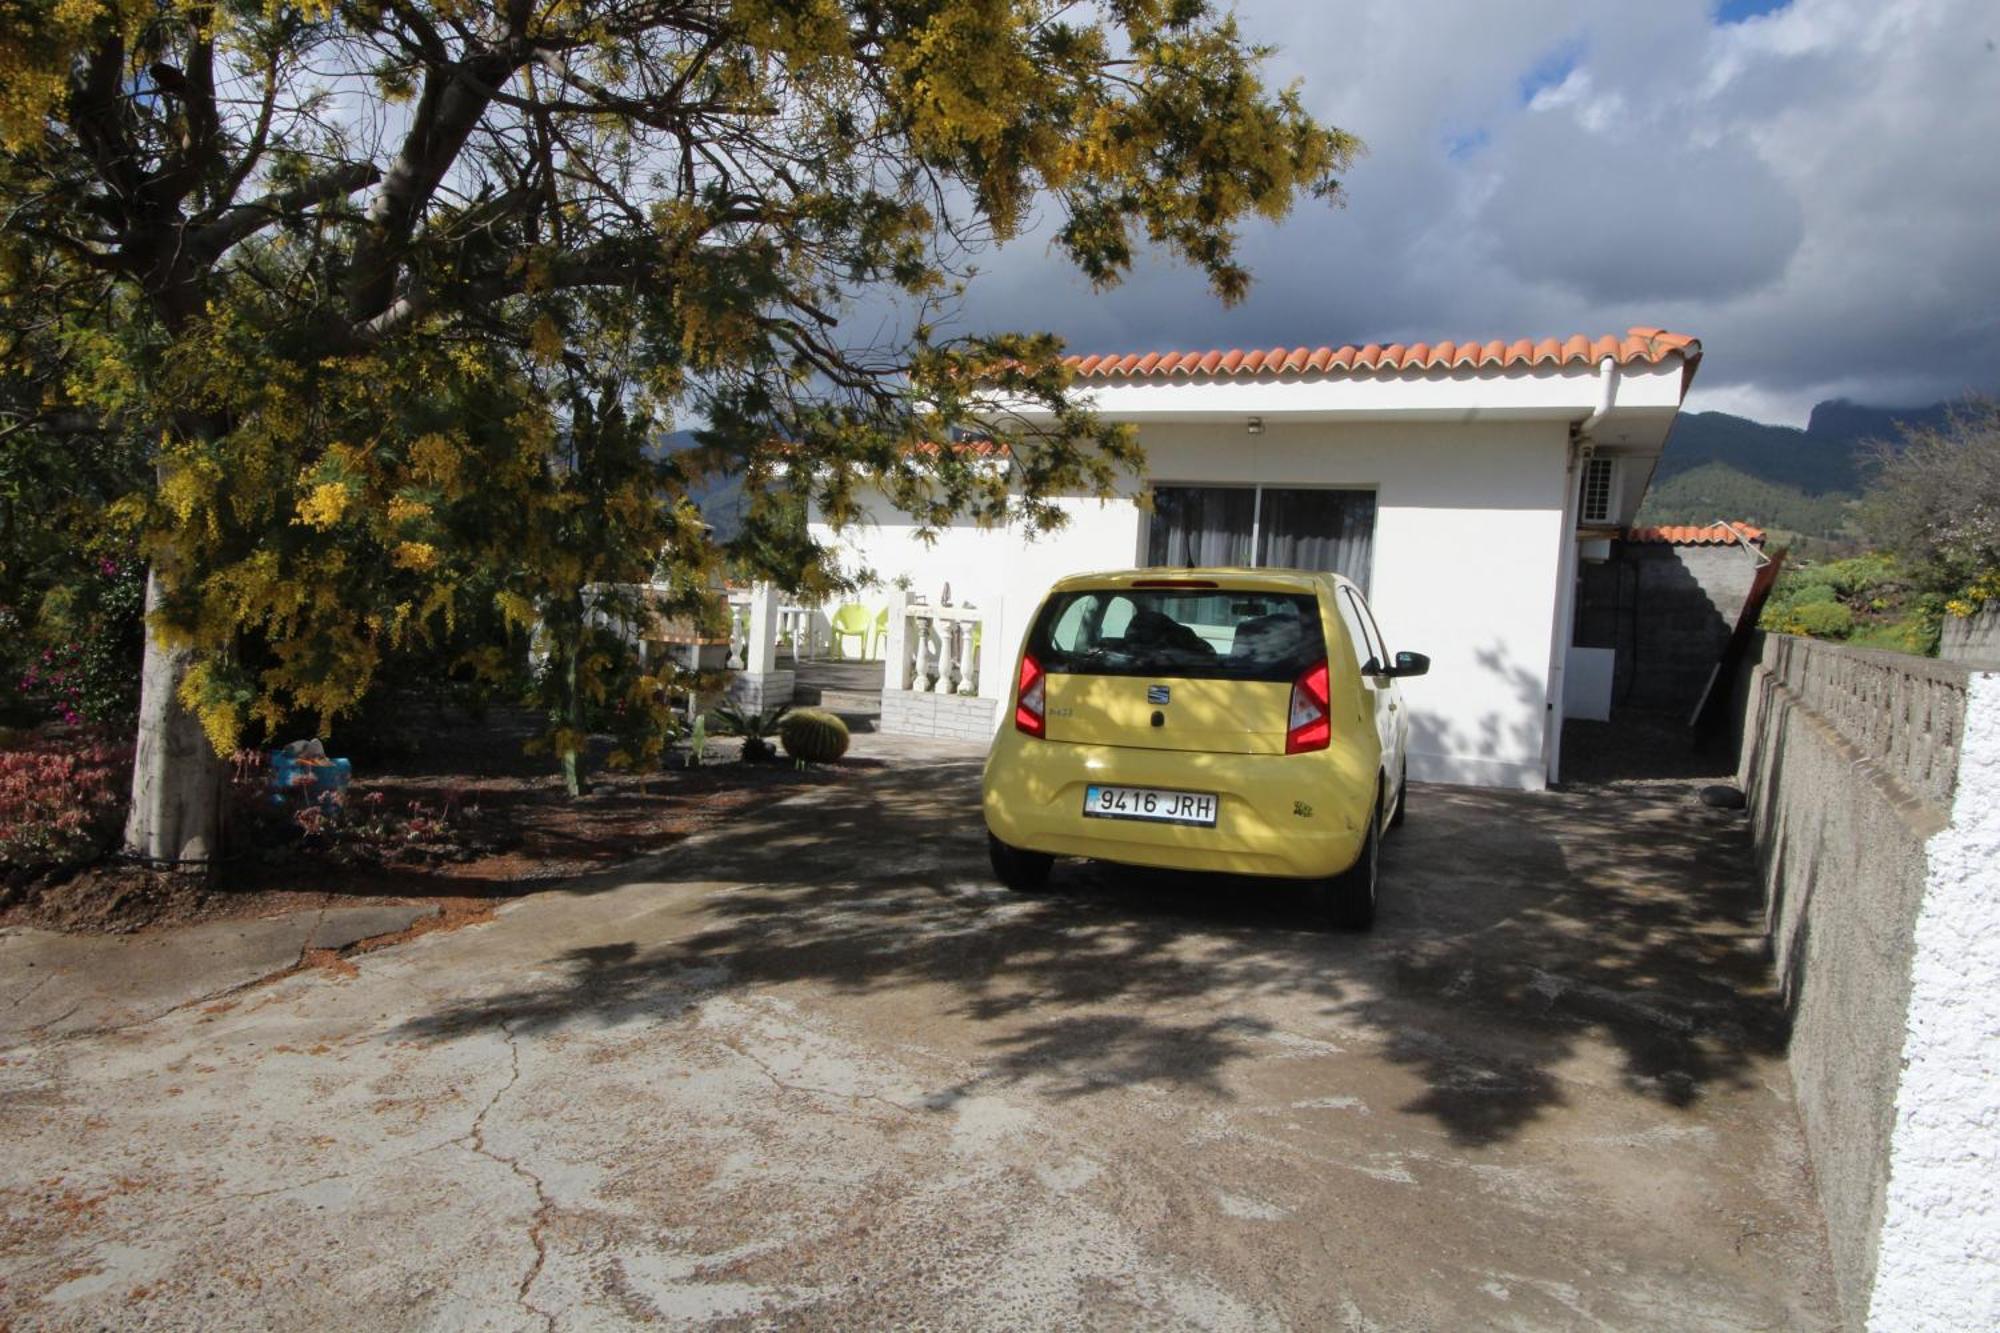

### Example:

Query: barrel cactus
xmin=779 ymin=708 xmax=850 ymax=764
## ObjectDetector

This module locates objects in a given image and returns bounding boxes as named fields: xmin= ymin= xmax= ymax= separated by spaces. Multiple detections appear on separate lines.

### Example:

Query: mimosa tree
xmin=0 ymin=0 xmax=1357 ymax=865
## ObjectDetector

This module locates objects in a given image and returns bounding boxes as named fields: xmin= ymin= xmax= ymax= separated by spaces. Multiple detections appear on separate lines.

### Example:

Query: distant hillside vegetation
xmin=1637 ymin=398 xmax=1959 ymax=541
xmin=1640 ymin=461 xmax=1856 ymax=537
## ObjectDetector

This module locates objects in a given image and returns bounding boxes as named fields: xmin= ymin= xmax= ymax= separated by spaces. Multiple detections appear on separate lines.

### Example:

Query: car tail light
xmin=1015 ymin=652 xmax=1047 ymax=738
xmin=1286 ymin=660 xmax=1331 ymax=754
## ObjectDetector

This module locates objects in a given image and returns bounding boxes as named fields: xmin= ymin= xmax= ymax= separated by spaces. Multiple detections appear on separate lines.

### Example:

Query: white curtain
xmin=1258 ymin=489 xmax=1376 ymax=593
xmin=1146 ymin=486 xmax=1254 ymax=567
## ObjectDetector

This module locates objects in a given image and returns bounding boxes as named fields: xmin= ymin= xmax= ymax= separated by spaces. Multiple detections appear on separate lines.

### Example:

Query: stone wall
xmin=1734 ymin=633 xmax=1998 ymax=1327
xmin=880 ymin=690 xmax=998 ymax=744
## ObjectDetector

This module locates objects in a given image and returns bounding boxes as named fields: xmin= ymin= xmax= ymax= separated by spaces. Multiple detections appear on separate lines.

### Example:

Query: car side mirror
xmin=1388 ymin=650 xmax=1430 ymax=678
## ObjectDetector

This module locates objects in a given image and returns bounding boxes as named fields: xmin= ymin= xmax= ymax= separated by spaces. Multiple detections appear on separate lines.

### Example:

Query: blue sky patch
xmin=1517 ymin=39 xmax=1584 ymax=105
xmin=1713 ymin=0 xmax=1791 ymax=23
xmin=1444 ymin=127 xmax=1490 ymax=161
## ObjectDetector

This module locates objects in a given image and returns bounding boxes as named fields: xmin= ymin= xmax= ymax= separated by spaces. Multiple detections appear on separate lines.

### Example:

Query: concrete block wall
xmin=1939 ymin=603 xmax=2000 ymax=668
xmin=723 ymin=669 xmax=795 ymax=715
xmin=880 ymin=690 xmax=997 ymax=744
xmin=1573 ymin=541 xmax=1763 ymax=714
xmin=1735 ymin=632 xmax=1998 ymax=1328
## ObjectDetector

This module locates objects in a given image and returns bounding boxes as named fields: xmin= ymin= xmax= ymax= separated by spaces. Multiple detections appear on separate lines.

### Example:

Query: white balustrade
xmin=884 ymin=595 xmax=997 ymax=698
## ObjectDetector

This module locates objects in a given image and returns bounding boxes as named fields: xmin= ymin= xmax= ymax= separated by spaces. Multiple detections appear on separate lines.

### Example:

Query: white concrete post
xmin=883 ymin=590 xmax=911 ymax=691
xmin=978 ymin=597 xmax=1007 ymax=705
xmin=746 ymin=583 xmax=780 ymax=675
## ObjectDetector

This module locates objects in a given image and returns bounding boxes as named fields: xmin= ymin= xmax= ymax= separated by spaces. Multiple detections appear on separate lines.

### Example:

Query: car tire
xmin=1314 ymin=808 xmax=1379 ymax=931
xmin=988 ymin=833 xmax=1054 ymax=893
xmin=1389 ymin=761 xmax=1408 ymax=830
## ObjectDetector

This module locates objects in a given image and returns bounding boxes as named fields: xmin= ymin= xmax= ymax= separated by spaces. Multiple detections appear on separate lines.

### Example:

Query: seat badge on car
xmin=1146 ymin=685 xmax=1171 ymax=705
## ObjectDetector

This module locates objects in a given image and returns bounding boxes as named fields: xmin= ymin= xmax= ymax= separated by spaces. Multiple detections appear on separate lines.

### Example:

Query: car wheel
xmin=988 ymin=833 xmax=1054 ymax=893
xmin=1313 ymin=807 xmax=1379 ymax=930
xmin=1389 ymin=761 xmax=1408 ymax=830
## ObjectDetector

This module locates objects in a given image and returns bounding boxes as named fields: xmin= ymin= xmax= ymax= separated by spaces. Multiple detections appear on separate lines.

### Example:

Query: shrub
xmin=0 ymin=733 xmax=133 ymax=875
xmin=1779 ymin=601 xmax=1855 ymax=639
xmin=17 ymin=556 xmax=146 ymax=728
xmin=779 ymin=708 xmax=850 ymax=764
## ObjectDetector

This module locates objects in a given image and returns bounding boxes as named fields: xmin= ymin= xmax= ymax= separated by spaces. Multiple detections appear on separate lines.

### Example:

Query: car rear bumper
xmin=982 ymin=734 xmax=1374 ymax=880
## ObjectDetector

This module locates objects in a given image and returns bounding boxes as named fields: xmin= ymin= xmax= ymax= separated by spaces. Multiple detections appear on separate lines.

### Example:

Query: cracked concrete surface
xmin=0 ymin=903 xmax=436 ymax=1040
xmin=0 ymin=735 xmax=1838 ymax=1328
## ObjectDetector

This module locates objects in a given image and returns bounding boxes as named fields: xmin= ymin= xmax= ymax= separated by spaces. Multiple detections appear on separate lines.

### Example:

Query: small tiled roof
xmin=1625 ymin=522 xmax=1765 ymax=546
xmin=1064 ymin=327 xmax=1699 ymax=380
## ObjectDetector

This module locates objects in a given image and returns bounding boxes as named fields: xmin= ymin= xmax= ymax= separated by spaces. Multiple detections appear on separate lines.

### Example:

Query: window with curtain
xmin=1257 ymin=488 xmax=1376 ymax=593
xmin=1145 ymin=485 xmax=1255 ymax=567
xmin=1145 ymin=484 xmax=1377 ymax=591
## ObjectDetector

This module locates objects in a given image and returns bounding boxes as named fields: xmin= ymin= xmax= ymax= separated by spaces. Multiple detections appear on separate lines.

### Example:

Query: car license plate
xmin=1083 ymin=785 xmax=1218 ymax=827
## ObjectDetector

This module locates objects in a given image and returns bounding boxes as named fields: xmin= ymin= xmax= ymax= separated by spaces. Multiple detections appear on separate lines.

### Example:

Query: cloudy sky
xmin=946 ymin=0 xmax=2000 ymax=425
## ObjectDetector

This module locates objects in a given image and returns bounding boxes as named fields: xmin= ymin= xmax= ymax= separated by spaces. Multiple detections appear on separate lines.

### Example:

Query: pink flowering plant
xmin=11 ymin=556 xmax=144 ymax=728
xmin=231 ymin=759 xmax=495 ymax=868
xmin=0 ymin=733 xmax=134 ymax=874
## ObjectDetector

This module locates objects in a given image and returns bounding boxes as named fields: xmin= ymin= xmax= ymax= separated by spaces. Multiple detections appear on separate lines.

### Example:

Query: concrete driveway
xmin=0 ymin=737 xmax=1836 ymax=1330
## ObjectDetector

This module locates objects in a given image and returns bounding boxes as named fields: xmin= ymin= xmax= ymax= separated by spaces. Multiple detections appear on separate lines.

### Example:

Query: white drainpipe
xmin=1579 ymin=354 xmax=1620 ymax=438
xmin=1543 ymin=355 xmax=1619 ymax=786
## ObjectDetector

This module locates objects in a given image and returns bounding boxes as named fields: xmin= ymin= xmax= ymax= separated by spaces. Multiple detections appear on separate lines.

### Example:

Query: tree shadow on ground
xmin=389 ymin=756 xmax=1790 ymax=1147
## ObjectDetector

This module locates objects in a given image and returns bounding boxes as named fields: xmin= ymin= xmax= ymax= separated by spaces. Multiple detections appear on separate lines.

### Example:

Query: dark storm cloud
xmin=1478 ymin=124 xmax=1804 ymax=303
xmin=934 ymin=0 xmax=2000 ymax=424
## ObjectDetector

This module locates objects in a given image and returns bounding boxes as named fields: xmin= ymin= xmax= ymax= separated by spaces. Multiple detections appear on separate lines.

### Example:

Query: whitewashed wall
xmin=810 ymin=417 xmax=1572 ymax=789
xmin=1868 ymin=669 xmax=2000 ymax=1331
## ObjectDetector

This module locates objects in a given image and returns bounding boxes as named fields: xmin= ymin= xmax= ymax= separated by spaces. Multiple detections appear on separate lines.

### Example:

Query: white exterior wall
xmin=811 ymin=417 xmax=1573 ymax=789
xmin=1868 ymin=670 xmax=2000 ymax=1331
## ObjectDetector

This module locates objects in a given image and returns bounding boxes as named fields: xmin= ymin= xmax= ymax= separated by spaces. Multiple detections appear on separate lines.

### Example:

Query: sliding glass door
xmin=1147 ymin=485 xmax=1376 ymax=592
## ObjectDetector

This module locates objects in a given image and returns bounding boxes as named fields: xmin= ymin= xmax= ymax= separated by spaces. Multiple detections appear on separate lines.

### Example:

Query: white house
xmin=785 ymin=326 xmax=1701 ymax=790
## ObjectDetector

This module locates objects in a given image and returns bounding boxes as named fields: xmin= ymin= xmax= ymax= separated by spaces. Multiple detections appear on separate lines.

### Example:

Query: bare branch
xmin=188 ymin=161 xmax=381 ymax=263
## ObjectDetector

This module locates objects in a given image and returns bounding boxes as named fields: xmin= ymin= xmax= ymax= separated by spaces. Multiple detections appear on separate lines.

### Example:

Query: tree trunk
xmin=123 ymin=567 xmax=227 ymax=868
xmin=559 ymin=620 xmax=588 ymax=798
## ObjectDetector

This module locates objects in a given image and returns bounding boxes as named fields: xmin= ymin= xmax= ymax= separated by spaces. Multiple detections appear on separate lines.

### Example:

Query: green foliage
xmin=1759 ymin=553 xmax=1944 ymax=653
xmin=1776 ymin=600 xmax=1854 ymax=639
xmin=16 ymin=553 xmax=145 ymax=727
xmin=779 ymin=708 xmax=850 ymax=765
xmin=1861 ymin=399 xmax=2000 ymax=600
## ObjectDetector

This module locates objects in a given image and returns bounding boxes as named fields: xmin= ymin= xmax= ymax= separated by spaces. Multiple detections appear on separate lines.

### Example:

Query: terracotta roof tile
xmin=1624 ymin=522 xmax=1765 ymax=546
xmin=1060 ymin=327 xmax=1701 ymax=385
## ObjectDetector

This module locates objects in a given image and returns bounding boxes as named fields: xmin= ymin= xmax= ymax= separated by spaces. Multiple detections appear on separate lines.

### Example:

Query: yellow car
xmin=982 ymin=568 xmax=1428 ymax=928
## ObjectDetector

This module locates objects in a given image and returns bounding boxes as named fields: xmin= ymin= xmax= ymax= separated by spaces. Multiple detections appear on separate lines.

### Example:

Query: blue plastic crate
xmin=268 ymin=752 xmax=351 ymax=805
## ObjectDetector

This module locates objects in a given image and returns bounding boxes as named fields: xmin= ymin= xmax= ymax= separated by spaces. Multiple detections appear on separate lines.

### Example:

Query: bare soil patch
xmin=2 ymin=713 xmax=851 ymax=937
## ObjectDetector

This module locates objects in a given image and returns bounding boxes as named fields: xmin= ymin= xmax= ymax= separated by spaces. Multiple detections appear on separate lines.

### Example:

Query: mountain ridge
xmin=1639 ymin=396 xmax=1961 ymax=538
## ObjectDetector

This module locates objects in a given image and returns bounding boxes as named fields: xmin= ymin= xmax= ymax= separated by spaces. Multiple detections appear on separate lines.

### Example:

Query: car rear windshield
xmin=1027 ymin=587 xmax=1326 ymax=682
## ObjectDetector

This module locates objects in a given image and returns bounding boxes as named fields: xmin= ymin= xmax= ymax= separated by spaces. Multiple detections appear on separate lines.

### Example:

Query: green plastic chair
xmin=829 ymin=603 xmax=873 ymax=660
xmin=872 ymin=607 xmax=891 ymax=658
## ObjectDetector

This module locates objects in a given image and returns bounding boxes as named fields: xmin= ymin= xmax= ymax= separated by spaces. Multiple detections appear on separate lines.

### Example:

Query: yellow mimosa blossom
xmin=296 ymin=481 xmax=351 ymax=529
xmin=392 ymin=541 xmax=439 ymax=571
